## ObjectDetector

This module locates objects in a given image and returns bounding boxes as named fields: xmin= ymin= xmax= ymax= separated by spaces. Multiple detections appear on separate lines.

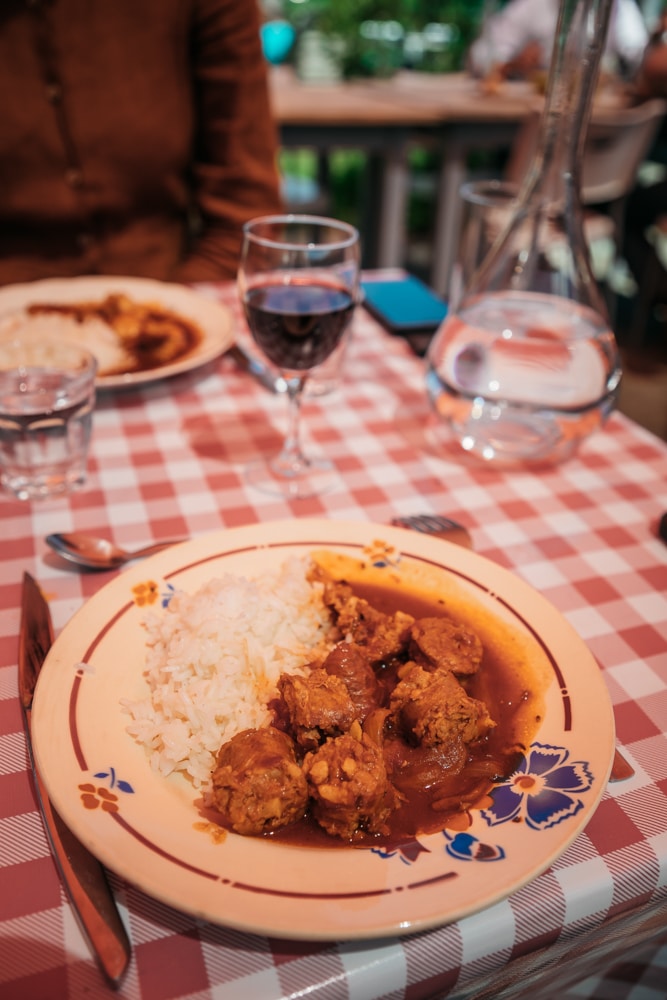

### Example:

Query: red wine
xmin=244 ymin=279 xmax=354 ymax=371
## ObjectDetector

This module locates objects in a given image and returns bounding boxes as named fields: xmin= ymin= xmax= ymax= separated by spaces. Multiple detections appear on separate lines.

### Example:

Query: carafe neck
xmin=522 ymin=0 xmax=614 ymax=207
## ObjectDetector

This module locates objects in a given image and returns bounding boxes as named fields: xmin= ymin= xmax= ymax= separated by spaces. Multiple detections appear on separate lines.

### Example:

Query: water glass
xmin=0 ymin=335 xmax=97 ymax=500
xmin=448 ymin=179 xmax=518 ymax=308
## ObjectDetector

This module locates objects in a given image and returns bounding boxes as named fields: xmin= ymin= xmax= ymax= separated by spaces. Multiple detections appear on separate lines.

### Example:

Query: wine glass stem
xmin=274 ymin=377 xmax=309 ymax=475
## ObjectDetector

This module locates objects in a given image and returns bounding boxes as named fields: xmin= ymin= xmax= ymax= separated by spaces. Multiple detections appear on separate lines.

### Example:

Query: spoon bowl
xmin=46 ymin=532 xmax=184 ymax=570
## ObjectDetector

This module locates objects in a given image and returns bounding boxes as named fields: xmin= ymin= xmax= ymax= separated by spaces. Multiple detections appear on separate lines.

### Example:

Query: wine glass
xmin=238 ymin=214 xmax=360 ymax=498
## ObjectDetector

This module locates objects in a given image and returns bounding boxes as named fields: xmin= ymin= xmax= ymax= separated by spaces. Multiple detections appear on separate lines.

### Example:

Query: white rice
xmin=0 ymin=311 xmax=131 ymax=376
xmin=121 ymin=556 xmax=335 ymax=788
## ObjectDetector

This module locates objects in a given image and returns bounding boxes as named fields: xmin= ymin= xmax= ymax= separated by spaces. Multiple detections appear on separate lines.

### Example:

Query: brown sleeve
xmin=172 ymin=0 xmax=284 ymax=282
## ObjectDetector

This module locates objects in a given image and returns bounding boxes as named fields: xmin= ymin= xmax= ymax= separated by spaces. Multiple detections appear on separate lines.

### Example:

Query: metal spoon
xmin=46 ymin=532 xmax=183 ymax=570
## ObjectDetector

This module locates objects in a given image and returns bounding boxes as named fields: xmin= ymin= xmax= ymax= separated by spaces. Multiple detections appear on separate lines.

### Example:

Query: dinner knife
xmin=19 ymin=572 xmax=131 ymax=988
xmin=226 ymin=342 xmax=287 ymax=393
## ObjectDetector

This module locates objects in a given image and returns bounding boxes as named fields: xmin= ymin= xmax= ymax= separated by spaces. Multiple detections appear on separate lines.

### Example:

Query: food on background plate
xmin=2 ymin=293 xmax=202 ymax=376
xmin=123 ymin=552 xmax=545 ymax=848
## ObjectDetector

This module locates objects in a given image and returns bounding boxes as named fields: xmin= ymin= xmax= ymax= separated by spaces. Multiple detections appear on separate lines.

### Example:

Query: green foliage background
xmin=283 ymin=0 xmax=487 ymax=77
xmin=278 ymin=0 xmax=493 ymax=253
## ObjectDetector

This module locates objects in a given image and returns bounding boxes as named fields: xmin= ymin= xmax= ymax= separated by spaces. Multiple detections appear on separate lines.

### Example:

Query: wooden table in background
xmin=369 ymin=72 xmax=541 ymax=293
xmin=270 ymin=67 xmax=442 ymax=269
xmin=271 ymin=69 xmax=632 ymax=296
xmin=270 ymin=69 xmax=539 ymax=290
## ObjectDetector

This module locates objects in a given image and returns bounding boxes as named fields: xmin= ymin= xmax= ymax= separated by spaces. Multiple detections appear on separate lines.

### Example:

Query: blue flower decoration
xmin=161 ymin=582 xmax=178 ymax=608
xmin=93 ymin=766 xmax=134 ymax=795
xmin=372 ymin=839 xmax=430 ymax=865
xmin=445 ymin=832 xmax=505 ymax=862
xmin=362 ymin=541 xmax=402 ymax=569
xmin=481 ymin=743 xmax=594 ymax=831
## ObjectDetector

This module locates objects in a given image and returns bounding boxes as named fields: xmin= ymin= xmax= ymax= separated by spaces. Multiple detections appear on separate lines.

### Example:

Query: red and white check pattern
xmin=1 ymin=283 xmax=666 ymax=1000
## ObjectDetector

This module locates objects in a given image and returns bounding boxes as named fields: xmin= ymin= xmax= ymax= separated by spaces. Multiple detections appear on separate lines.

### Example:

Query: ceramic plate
xmin=0 ymin=275 xmax=234 ymax=389
xmin=31 ymin=519 xmax=615 ymax=941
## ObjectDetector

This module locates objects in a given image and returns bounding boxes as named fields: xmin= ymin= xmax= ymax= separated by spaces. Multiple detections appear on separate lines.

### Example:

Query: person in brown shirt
xmin=0 ymin=0 xmax=283 ymax=287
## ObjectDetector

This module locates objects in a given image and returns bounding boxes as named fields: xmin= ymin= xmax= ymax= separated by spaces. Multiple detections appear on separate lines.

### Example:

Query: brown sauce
xmin=267 ymin=580 xmax=544 ymax=850
xmin=27 ymin=295 xmax=202 ymax=374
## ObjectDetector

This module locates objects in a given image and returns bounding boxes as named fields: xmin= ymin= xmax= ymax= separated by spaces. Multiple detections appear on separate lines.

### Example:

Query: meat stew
xmin=211 ymin=560 xmax=545 ymax=849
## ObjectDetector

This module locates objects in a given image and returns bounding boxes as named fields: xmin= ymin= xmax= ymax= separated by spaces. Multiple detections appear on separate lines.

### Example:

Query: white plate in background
xmin=0 ymin=275 xmax=234 ymax=389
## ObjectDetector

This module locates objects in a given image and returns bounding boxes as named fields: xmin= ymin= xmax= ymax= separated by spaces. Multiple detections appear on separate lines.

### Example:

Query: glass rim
xmin=0 ymin=330 xmax=98 ymax=374
xmin=459 ymin=179 xmax=520 ymax=207
xmin=242 ymin=213 xmax=359 ymax=251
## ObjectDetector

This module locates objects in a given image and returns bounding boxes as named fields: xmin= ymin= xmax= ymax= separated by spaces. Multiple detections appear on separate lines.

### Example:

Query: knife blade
xmin=226 ymin=342 xmax=287 ymax=393
xmin=19 ymin=572 xmax=131 ymax=988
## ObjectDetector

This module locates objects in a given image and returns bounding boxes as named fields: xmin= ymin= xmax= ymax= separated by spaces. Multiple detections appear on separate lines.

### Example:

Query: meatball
xmin=211 ymin=727 xmax=307 ymax=835
xmin=363 ymin=608 xmax=415 ymax=664
xmin=334 ymin=593 xmax=414 ymax=664
xmin=409 ymin=617 xmax=484 ymax=676
xmin=278 ymin=668 xmax=356 ymax=751
xmin=389 ymin=663 xmax=495 ymax=748
xmin=323 ymin=642 xmax=380 ymax=720
xmin=303 ymin=730 xmax=396 ymax=840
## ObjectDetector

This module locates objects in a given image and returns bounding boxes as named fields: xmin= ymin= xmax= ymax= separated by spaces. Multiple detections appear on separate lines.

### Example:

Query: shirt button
xmin=65 ymin=168 xmax=83 ymax=189
xmin=45 ymin=82 xmax=62 ymax=103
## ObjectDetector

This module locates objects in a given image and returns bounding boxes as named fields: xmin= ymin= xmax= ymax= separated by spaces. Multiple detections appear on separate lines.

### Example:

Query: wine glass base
xmin=245 ymin=454 xmax=337 ymax=500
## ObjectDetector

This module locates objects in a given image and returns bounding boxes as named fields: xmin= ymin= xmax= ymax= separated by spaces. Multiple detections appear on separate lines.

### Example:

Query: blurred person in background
xmin=0 ymin=0 xmax=283 ymax=287
xmin=468 ymin=0 xmax=648 ymax=83
xmin=634 ymin=1 xmax=667 ymax=98
xmin=622 ymin=3 xmax=667 ymax=336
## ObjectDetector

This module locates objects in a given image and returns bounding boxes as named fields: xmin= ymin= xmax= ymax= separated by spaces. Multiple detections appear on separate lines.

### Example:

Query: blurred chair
xmin=505 ymin=97 xmax=667 ymax=302
xmin=628 ymin=210 xmax=667 ymax=349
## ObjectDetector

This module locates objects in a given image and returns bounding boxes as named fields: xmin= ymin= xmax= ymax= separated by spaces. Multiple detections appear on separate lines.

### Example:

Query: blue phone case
xmin=361 ymin=275 xmax=448 ymax=334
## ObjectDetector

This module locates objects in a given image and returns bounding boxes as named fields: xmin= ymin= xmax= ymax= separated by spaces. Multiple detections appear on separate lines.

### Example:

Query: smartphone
xmin=361 ymin=274 xmax=448 ymax=336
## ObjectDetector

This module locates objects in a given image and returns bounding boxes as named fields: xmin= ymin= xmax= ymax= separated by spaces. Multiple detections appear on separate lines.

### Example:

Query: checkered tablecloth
xmin=1 ymin=282 xmax=666 ymax=1000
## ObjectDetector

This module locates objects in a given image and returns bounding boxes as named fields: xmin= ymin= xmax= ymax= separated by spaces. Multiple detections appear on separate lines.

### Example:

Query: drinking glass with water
xmin=0 ymin=335 xmax=97 ymax=500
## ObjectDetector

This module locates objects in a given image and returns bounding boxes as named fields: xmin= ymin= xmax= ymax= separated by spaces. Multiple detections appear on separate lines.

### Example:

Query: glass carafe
xmin=426 ymin=0 xmax=622 ymax=465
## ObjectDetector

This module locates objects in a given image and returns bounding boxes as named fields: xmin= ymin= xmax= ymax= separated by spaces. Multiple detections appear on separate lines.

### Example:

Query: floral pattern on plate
xmin=482 ymin=743 xmax=595 ymax=831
